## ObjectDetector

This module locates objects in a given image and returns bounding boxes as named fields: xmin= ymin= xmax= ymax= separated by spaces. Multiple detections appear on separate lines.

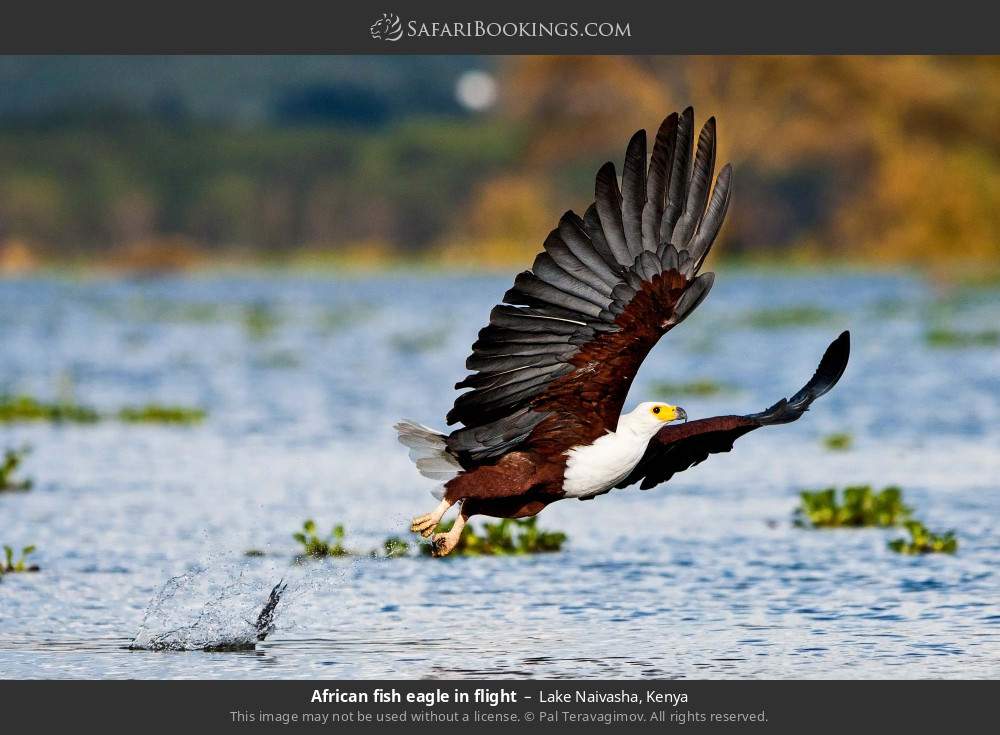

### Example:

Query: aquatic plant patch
xmin=378 ymin=536 xmax=411 ymax=558
xmin=650 ymin=379 xmax=735 ymax=397
xmin=418 ymin=517 xmax=567 ymax=556
xmin=287 ymin=524 xmax=418 ymax=561
xmin=0 ymin=395 xmax=99 ymax=423
xmin=0 ymin=446 xmax=33 ymax=492
xmin=0 ymin=394 xmax=206 ymax=425
xmin=888 ymin=521 xmax=958 ymax=555
xmin=822 ymin=432 xmax=853 ymax=451
xmin=117 ymin=404 xmax=206 ymax=424
xmin=293 ymin=520 xmax=351 ymax=560
xmin=924 ymin=327 xmax=1000 ymax=349
xmin=795 ymin=485 xmax=911 ymax=528
xmin=1 ymin=544 xmax=39 ymax=574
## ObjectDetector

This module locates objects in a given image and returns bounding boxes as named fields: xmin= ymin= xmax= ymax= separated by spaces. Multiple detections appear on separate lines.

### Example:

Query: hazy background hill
xmin=0 ymin=55 xmax=996 ymax=273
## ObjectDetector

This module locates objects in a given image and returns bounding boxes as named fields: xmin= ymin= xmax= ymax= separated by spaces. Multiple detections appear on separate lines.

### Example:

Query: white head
xmin=618 ymin=401 xmax=688 ymax=438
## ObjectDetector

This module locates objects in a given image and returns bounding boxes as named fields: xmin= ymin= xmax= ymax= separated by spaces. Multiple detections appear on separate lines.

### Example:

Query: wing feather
xmin=487 ymin=305 xmax=588 ymax=333
xmin=686 ymin=164 xmax=733 ymax=274
xmin=531 ymin=252 xmax=613 ymax=307
xmin=544 ymin=230 xmax=616 ymax=296
xmin=660 ymin=106 xmax=694 ymax=245
xmin=642 ymin=112 xmax=678 ymax=251
xmin=463 ymin=351 xmax=565 ymax=375
xmin=557 ymin=214 xmax=622 ymax=287
xmin=672 ymin=117 xmax=716 ymax=247
xmin=473 ymin=328 xmax=579 ymax=349
xmin=448 ymin=368 xmax=573 ymax=426
xmin=446 ymin=109 xmax=734 ymax=465
xmin=594 ymin=162 xmax=632 ymax=266
xmin=583 ymin=203 xmax=621 ymax=269
xmin=621 ymin=130 xmax=647 ymax=259
xmin=616 ymin=332 xmax=850 ymax=491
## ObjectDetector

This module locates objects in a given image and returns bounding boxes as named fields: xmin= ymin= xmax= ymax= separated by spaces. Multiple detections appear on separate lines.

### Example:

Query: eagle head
xmin=620 ymin=402 xmax=688 ymax=437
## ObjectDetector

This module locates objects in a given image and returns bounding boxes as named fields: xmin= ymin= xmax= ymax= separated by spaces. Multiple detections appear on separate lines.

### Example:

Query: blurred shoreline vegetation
xmin=0 ymin=56 xmax=997 ymax=277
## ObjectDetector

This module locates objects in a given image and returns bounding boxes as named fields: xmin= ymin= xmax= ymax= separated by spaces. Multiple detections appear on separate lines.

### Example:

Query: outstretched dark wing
xmin=613 ymin=331 xmax=851 ymax=492
xmin=445 ymin=109 xmax=733 ymax=467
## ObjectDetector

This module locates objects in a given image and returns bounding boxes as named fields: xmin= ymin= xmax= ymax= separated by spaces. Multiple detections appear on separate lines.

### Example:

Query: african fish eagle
xmin=397 ymin=108 xmax=850 ymax=556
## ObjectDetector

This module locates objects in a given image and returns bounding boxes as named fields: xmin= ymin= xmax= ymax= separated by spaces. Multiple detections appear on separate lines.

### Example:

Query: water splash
xmin=128 ymin=554 xmax=368 ymax=652
xmin=129 ymin=565 xmax=287 ymax=651
xmin=253 ymin=580 xmax=287 ymax=643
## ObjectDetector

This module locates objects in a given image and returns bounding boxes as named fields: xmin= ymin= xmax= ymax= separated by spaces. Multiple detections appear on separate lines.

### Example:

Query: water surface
xmin=0 ymin=271 xmax=997 ymax=678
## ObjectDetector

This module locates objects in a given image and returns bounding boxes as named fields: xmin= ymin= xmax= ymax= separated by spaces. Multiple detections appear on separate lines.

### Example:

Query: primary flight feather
xmin=397 ymin=108 xmax=850 ymax=556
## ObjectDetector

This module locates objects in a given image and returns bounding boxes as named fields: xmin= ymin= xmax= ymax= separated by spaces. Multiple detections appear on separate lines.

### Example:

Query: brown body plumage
xmin=398 ymin=109 xmax=850 ymax=556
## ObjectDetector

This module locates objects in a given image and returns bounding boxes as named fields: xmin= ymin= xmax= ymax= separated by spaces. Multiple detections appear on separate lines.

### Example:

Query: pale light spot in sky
xmin=455 ymin=70 xmax=497 ymax=112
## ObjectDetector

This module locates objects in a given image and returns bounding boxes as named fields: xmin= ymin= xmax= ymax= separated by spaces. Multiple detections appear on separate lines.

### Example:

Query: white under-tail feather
xmin=394 ymin=420 xmax=462 ymax=487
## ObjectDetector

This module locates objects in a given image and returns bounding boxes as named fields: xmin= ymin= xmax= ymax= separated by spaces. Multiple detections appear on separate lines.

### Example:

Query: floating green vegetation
xmin=286 ymin=524 xmax=414 ymax=561
xmin=0 ymin=447 xmax=33 ymax=492
xmin=650 ymin=379 xmax=735 ymax=397
xmin=822 ymin=432 xmax=854 ymax=451
xmin=293 ymin=520 xmax=350 ymax=560
xmin=379 ymin=536 xmax=411 ymax=559
xmin=117 ymin=404 xmax=206 ymax=424
xmin=419 ymin=517 xmax=567 ymax=556
xmin=389 ymin=329 xmax=448 ymax=354
xmin=924 ymin=327 xmax=1000 ymax=349
xmin=0 ymin=544 xmax=39 ymax=574
xmin=0 ymin=395 xmax=99 ymax=424
xmin=0 ymin=395 xmax=206 ymax=425
xmin=243 ymin=302 xmax=281 ymax=340
xmin=888 ymin=521 xmax=958 ymax=555
xmin=795 ymin=485 xmax=911 ymax=528
xmin=745 ymin=305 xmax=833 ymax=329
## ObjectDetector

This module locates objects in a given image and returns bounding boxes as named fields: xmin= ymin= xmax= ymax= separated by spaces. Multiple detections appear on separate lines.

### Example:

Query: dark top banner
xmin=1 ymin=0 xmax=997 ymax=53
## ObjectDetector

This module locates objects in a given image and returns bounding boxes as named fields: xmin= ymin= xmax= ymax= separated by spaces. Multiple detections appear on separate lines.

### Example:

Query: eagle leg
xmin=431 ymin=505 xmax=468 ymax=557
xmin=410 ymin=498 xmax=452 ymax=538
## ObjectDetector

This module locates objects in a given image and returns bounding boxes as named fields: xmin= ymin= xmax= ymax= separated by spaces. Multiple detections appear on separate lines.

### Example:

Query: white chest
xmin=561 ymin=431 xmax=649 ymax=499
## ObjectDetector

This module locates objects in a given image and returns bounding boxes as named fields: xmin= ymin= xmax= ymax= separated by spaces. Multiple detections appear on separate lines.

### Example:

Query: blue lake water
xmin=0 ymin=270 xmax=998 ymax=678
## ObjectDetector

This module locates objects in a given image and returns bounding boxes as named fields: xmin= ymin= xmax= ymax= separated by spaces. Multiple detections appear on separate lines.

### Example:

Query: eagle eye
xmin=652 ymin=406 xmax=661 ymax=414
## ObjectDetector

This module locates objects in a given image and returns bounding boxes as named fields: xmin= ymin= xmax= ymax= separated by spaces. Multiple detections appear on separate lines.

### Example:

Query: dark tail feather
xmin=750 ymin=331 xmax=851 ymax=425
